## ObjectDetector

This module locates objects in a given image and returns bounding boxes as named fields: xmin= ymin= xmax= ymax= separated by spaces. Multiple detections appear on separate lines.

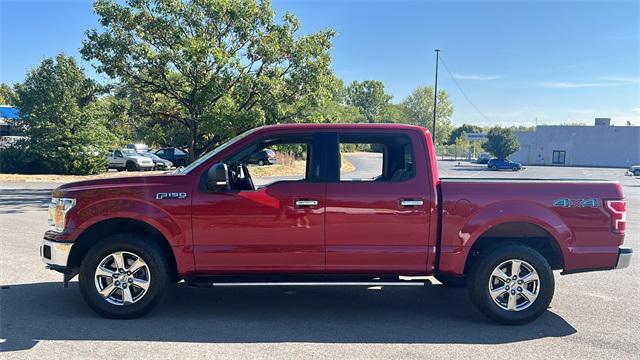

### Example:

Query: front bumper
xmin=40 ymin=238 xmax=73 ymax=269
xmin=615 ymin=247 xmax=633 ymax=269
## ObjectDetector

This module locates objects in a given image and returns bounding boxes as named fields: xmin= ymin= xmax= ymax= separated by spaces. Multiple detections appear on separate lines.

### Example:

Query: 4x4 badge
xmin=156 ymin=192 xmax=188 ymax=200
xmin=553 ymin=198 xmax=598 ymax=208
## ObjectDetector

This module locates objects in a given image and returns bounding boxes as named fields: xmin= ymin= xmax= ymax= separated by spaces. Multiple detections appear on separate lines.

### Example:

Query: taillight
xmin=605 ymin=200 xmax=626 ymax=234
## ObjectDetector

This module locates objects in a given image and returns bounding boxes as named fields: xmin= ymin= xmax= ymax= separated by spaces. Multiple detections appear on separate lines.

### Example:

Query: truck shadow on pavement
xmin=0 ymin=188 xmax=51 ymax=215
xmin=0 ymin=281 xmax=576 ymax=351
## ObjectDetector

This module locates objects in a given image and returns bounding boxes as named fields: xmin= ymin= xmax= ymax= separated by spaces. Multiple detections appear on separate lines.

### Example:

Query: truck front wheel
xmin=467 ymin=244 xmax=554 ymax=325
xmin=78 ymin=233 xmax=171 ymax=318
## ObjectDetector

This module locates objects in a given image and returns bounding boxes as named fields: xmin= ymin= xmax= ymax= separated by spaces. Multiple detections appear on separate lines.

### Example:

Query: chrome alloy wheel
xmin=488 ymin=259 xmax=540 ymax=311
xmin=94 ymin=251 xmax=151 ymax=306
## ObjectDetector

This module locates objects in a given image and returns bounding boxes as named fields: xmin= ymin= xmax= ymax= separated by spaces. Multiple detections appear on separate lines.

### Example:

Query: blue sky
xmin=1 ymin=0 xmax=638 ymax=126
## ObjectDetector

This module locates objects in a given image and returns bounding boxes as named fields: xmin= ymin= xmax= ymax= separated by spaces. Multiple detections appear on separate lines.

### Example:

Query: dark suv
xmin=153 ymin=148 xmax=189 ymax=167
xmin=247 ymin=149 xmax=277 ymax=166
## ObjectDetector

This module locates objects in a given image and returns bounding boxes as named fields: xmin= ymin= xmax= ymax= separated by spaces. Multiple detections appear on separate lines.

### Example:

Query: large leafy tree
xmin=400 ymin=86 xmax=454 ymax=145
xmin=10 ymin=54 xmax=117 ymax=175
xmin=346 ymin=80 xmax=392 ymax=123
xmin=81 ymin=0 xmax=336 ymax=159
xmin=448 ymin=123 xmax=483 ymax=145
xmin=482 ymin=126 xmax=521 ymax=159
xmin=0 ymin=83 xmax=18 ymax=106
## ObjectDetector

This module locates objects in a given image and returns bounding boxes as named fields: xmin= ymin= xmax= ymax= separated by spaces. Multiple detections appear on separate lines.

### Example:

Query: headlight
xmin=48 ymin=198 xmax=76 ymax=232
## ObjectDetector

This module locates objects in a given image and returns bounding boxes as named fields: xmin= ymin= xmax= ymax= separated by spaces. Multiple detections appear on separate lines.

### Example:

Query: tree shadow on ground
xmin=0 ymin=282 xmax=576 ymax=352
xmin=0 ymin=188 xmax=51 ymax=215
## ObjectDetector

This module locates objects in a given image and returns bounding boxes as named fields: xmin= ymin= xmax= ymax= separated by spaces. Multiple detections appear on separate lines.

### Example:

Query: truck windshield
xmin=176 ymin=127 xmax=262 ymax=174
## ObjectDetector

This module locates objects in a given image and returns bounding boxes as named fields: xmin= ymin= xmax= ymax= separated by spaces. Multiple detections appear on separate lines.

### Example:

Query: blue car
xmin=488 ymin=158 xmax=522 ymax=171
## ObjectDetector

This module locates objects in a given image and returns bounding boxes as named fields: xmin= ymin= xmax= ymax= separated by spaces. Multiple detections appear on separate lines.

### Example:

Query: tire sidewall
xmin=79 ymin=234 xmax=169 ymax=318
xmin=469 ymin=245 xmax=554 ymax=325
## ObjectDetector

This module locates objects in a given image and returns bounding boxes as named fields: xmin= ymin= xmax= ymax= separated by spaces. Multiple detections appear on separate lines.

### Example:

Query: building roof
xmin=0 ymin=106 xmax=19 ymax=119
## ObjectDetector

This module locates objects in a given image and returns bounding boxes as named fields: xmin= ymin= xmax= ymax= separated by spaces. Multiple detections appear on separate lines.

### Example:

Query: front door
xmin=191 ymin=134 xmax=327 ymax=273
xmin=324 ymin=131 xmax=432 ymax=273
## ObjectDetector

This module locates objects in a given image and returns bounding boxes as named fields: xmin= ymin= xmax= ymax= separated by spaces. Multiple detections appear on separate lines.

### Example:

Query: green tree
xmin=482 ymin=126 xmax=521 ymax=160
xmin=10 ymin=54 xmax=117 ymax=175
xmin=82 ymin=0 xmax=336 ymax=159
xmin=448 ymin=124 xmax=483 ymax=145
xmin=346 ymin=80 xmax=393 ymax=123
xmin=0 ymin=83 xmax=18 ymax=106
xmin=399 ymin=86 xmax=454 ymax=145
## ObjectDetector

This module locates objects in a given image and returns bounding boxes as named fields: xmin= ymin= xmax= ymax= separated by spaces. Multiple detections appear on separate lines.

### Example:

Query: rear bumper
xmin=615 ymin=247 xmax=633 ymax=269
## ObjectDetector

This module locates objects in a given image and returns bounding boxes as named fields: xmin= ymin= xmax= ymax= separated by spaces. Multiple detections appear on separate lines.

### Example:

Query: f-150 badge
xmin=553 ymin=198 xmax=598 ymax=208
xmin=156 ymin=192 xmax=188 ymax=200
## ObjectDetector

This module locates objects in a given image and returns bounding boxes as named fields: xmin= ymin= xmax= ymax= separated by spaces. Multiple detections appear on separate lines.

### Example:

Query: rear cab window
xmin=337 ymin=133 xmax=416 ymax=182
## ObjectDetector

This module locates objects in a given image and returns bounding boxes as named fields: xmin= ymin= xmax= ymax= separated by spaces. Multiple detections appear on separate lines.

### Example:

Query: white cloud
xmin=451 ymin=73 xmax=503 ymax=81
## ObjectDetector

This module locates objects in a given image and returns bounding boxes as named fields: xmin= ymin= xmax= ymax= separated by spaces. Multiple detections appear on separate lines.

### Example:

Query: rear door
xmin=324 ymin=130 xmax=432 ymax=273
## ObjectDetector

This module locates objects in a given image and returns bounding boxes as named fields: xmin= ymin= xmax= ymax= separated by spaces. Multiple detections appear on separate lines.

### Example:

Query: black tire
xmin=467 ymin=244 xmax=554 ymax=325
xmin=116 ymin=168 xmax=124 ymax=172
xmin=257 ymin=160 xmax=265 ymax=166
xmin=126 ymin=161 xmax=138 ymax=172
xmin=490 ymin=165 xmax=498 ymax=170
xmin=511 ymin=167 xmax=518 ymax=171
xmin=434 ymin=274 xmax=466 ymax=288
xmin=79 ymin=233 xmax=171 ymax=319
xmin=634 ymin=169 xmax=640 ymax=177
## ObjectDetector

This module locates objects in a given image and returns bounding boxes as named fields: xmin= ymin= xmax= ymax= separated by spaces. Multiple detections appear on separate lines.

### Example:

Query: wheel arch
xmin=68 ymin=218 xmax=179 ymax=281
xmin=464 ymin=221 xmax=565 ymax=275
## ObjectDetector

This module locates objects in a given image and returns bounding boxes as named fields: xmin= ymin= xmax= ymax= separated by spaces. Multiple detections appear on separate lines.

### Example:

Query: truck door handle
xmin=295 ymin=199 xmax=319 ymax=207
xmin=400 ymin=199 xmax=424 ymax=207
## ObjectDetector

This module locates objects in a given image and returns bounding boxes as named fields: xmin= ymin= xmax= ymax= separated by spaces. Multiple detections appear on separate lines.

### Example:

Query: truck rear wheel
xmin=78 ymin=233 xmax=171 ymax=319
xmin=126 ymin=161 xmax=138 ymax=171
xmin=467 ymin=244 xmax=554 ymax=325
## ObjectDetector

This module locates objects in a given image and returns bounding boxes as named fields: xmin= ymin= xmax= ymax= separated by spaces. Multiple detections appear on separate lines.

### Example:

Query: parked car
xmin=126 ymin=143 xmax=149 ymax=154
xmin=476 ymin=152 xmax=491 ymax=164
xmin=106 ymin=149 xmax=155 ymax=171
xmin=248 ymin=149 xmax=277 ymax=166
xmin=140 ymin=152 xmax=173 ymax=170
xmin=488 ymin=158 xmax=522 ymax=171
xmin=153 ymin=147 xmax=189 ymax=167
xmin=628 ymin=165 xmax=640 ymax=177
xmin=41 ymin=124 xmax=631 ymax=324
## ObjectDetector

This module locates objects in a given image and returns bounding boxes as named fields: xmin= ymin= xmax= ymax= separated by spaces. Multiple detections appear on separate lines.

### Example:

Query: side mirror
xmin=207 ymin=163 xmax=230 ymax=191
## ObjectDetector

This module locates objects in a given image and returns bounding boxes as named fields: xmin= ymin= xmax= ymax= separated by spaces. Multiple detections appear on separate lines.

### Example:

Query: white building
xmin=511 ymin=118 xmax=640 ymax=168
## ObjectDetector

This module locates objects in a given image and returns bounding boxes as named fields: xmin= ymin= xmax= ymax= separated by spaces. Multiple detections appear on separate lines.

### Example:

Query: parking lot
xmin=1 ymin=158 xmax=639 ymax=359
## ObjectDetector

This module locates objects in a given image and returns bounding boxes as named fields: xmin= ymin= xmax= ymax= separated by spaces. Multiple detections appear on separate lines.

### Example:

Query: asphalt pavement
xmin=1 ymin=157 xmax=639 ymax=359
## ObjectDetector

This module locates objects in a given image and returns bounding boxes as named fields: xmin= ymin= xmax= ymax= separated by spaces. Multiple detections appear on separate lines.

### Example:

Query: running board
xmin=185 ymin=275 xmax=432 ymax=288
xmin=209 ymin=282 xmax=429 ymax=287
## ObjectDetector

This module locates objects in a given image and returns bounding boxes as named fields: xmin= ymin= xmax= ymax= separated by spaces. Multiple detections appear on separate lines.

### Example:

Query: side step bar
xmin=185 ymin=275 xmax=432 ymax=288
xmin=209 ymin=282 xmax=429 ymax=287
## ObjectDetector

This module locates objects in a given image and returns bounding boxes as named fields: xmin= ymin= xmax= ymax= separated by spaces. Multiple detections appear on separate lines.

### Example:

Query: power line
xmin=438 ymin=54 xmax=493 ymax=124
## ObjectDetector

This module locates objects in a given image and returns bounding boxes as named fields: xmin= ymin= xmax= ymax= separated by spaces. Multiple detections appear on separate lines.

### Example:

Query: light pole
xmin=432 ymin=49 xmax=440 ymax=144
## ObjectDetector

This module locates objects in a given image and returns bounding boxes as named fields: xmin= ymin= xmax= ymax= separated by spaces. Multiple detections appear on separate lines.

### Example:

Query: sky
xmin=1 ymin=0 xmax=639 ymax=127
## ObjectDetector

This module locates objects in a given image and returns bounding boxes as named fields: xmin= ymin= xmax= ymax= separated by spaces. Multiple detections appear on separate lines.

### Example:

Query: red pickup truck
xmin=41 ymin=123 xmax=632 ymax=324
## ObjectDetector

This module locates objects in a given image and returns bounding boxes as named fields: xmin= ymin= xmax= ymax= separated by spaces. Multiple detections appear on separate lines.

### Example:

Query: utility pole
xmin=432 ymin=49 xmax=440 ymax=144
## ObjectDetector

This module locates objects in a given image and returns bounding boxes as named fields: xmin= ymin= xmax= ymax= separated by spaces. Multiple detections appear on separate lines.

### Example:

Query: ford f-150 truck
xmin=41 ymin=124 xmax=632 ymax=324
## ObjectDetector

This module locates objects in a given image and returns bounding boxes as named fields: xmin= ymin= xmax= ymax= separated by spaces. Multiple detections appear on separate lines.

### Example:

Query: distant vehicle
xmin=107 ymin=149 xmax=155 ymax=171
xmin=248 ymin=149 xmax=277 ymax=166
xmin=476 ymin=153 xmax=491 ymax=164
xmin=488 ymin=158 xmax=522 ymax=171
xmin=126 ymin=143 xmax=149 ymax=154
xmin=629 ymin=165 xmax=640 ymax=177
xmin=140 ymin=151 xmax=173 ymax=170
xmin=153 ymin=147 xmax=189 ymax=167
